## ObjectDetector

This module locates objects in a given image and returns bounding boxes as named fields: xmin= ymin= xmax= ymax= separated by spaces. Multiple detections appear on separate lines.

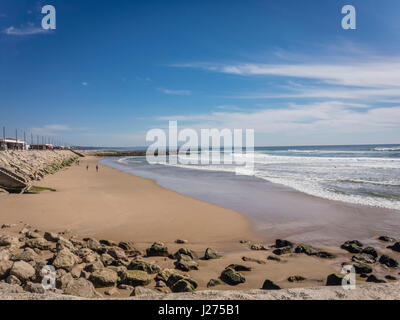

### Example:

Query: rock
xmin=25 ymin=238 xmax=51 ymax=250
xmin=53 ymin=248 xmax=79 ymax=271
xmin=0 ymin=235 xmax=19 ymax=247
xmin=6 ymin=275 xmax=22 ymax=286
xmin=220 ymin=268 xmax=245 ymax=286
xmin=388 ymin=242 xmax=400 ymax=253
xmin=24 ymin=281 xmax=46 ymax=294
xmin=84 ymin=238 xmax=101 ymax=251
xmin=171 ymin=279 xmax=196 ymax=293
xmin=99 ymin=239 xmax=117 ymax=246
xmin=361 ymin=247 xmax=378 ymax=258
xmin=316 ymin=251 xmax=336 ymax=259
xmin=10 ymin=248 xmax=39 ymax=262
xmin=353 ymin=263 xmax=372 ymax=274
xmin=118 ymin=284 xmax=134 ymax=290
xmin=173 ymin=248 xmax=194 ymax=260
xmin=128 ymin=260 xmax=161 ymax=274
xmin=77 ymin=248 xmax=93 ymax=259
xmin=204 ymin=248 xmax=221 ymax=260
xmin=166 ymin=273 xmax=198 ymax=291
xmin=250 ymin=244 xmax=268 ymax=251
xmin=262 ymin=279 xmax=280 ymax=290
xmin=275 ymin=239 xmax=293 ymax=248
xmin=63 ymin=278 xmax=100 ymax=298
xmin=146 ymin=242 xmax=169 ymax=257
xmin=294 ymin=244 xmax=317 ymax=255
xmin=10 ymin=261 xmax=35 ymax=282
xmin=326 ymin=273 xmax=345 ymax=286
xmin=84 ymin=260 xmax=104 ymax=273
xmin=118 ymin=241 xmax=141 ymax=257
xmin=288 ymin=275 xmax=306 ymax=282
xmin=100 ymin=253 xmax=114 ymax=266
xmin=226 ymin=264 xmax=252 ymax=272
xmin=104 ymin=287 xmax=119 ymax=296
xmin=379 ymin=255 xmax=399 ymax=268
xmin=366 ymin=275 xmax=386 ymax=283
xmin=57 ymin=272 xmax=74 ymax=289
xmin=156 ymin=269 xmax=177 ymax=283
xmin=0 ymin=282 xmax=24 ymax=294
xmin=120 ymin=270 xmax=152 ymax=287
xmin=378 ymin=236 xmax=396 ymax=242
xmin=107 ymin=265 xmax=127 ymax=278
xmin=0 ymin=249 xmax=10 ymax=261
xmin=26 ymin=231 xmax=41 ymax=239
xmin=273 ymin=246 xmax=292 ymax=255
xmin=175 ymin=239 xmax=188 ymax=244
xmin=207 ymin=279 xmax=222 ymax=288
xmin=130 ymin=286 xmax=158 ymax=296
xmin=352 ymin=254 xmax=376 ymax=264
xmin=0 ymin=260 xmax=13 ymax=279
xmin=107 ymin=246 xmax=127 ymax=260
xmin=241 ymin=256 xmax=266 ymax=264
xmin=267 ymin=255 xmax=281 ymax=261
xmin=385 ymin=275 xmax=397 ymax=281
xmin=89 ymin=268 xmax=119 ymax=288
xmin=175 ymin=259 xmax=199 ymax=272
xmin=341 ymin=241 xmax=363 ymax=254
xmin=56 ymin=237 xmax=75 ymax=252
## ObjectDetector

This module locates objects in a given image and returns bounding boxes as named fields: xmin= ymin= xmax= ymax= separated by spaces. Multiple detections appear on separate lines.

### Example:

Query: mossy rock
xmin=316 ymin=251 xmax=336 ymax=259
xmin=128 ymin=260 xmax=161 ymax=274
xmin=294 ymin=244 xmax=317 ymax=255
xmin=220 ymin=268 xmax=245 ymax=286
xmin=175 ymin=259 xmax=199 ymax=272
xmin=146 ymin=242 xmax=169 ymax=257
xmin=267 ymin=255 xmax=281 ymax=262
xmin=275 ymin=239 xmax=293 ymax=248
xmin=226 ymin=264 xmax=252 ymax=272
xmin=326 ymin=273 xmax=345 ymax=286
xmin=262 ymin=279 xmax=280 ymax=290
xmin=171 ymin=279 xmax=195 ymax=293
xmin=341 ymin=242 xmax=363 ymax=254
xmin=361 ymin=247 xmax=378 ymax=258
xmin=89 ymin=268 xmax=118 ymax=288
xmin=121 ymin=270 xmax=152 ymax=287
xmin=166 ymin=273 xmax=198 ymax=290
xmin=353 ymin=262 xmax=372 ymax=274
xmin=388 ymin=242 xmax=400 ymax=253
xmin=172 ymin=248 xmax=194 ymax=260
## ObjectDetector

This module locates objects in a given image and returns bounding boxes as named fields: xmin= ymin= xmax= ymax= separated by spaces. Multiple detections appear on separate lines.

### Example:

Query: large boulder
xmin=10 ymin=261 xmax=35 ymax=282
xmin=120 ymin=270 xmax=152 ymax=287
xmin=172 ymin=248 xmax=194 ymax=260
xmin=53 ymin=248 xmax=79 ymax=271
xmin=166 ymin=273 xmax=198 ymax=293
xmin=352 ymin=254 xmax=376 ymax=264
xmin=379 ymin=255 xmax=399 ymax=268
xmin=128 ymin=260 xmax=161 ymax=274
xmin=175 ymin=259 xmax=199 ymax=272
xmin=118 ymin=241 xmax=141 ymax=257
xmin=220 ymin=268 xmax=245 ymax=286
xmin=63 ymin=278 xmax=100 ymax=298
xmin=204 ymin=248 xmax=221 ymax=260
xmin=107 ymin=247 xmax=127 ymax=260
xmin=89 ymin=268 xmax=118 ymax=288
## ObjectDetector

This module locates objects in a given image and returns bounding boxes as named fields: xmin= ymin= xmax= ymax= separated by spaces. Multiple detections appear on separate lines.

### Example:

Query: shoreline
xmin=101 ymin=156 xmax=400 ymax=247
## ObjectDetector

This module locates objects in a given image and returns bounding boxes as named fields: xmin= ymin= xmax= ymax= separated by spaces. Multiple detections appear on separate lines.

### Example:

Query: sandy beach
xmin=1 ymin=155 xmax=400 ymax=297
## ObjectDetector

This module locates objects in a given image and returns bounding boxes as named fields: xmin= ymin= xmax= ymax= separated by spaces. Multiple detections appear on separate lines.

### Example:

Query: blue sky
xmin=1 ymin=0 xmax=400 ymax=147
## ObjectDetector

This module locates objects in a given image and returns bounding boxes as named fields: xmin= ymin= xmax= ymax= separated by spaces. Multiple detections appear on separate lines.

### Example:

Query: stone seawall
xmin=0 ymin=150 xmax=79 ymax=193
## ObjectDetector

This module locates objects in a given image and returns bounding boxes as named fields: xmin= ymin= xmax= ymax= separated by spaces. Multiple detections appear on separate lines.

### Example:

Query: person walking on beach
xmin=96 ymin=165 xmax=99 ymax=172
xmin=86 ymin=165 xmax=89 ymax=171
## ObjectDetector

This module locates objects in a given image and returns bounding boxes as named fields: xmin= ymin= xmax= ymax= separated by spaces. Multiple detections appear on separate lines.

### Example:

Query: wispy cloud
xmin=158 ymin=88 xmax=191 ymax=96
xmin=82 ymin=82 xmax=88 ymax=86
xmin=31 ymin=124 xmax=71 ymax=136
xmin=3 ymin=24 xmax=48 ymax=36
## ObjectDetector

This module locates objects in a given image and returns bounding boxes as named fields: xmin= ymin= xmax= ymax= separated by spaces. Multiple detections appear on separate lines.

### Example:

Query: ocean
xmin=101 ymin=144 xmax=400 ymax=211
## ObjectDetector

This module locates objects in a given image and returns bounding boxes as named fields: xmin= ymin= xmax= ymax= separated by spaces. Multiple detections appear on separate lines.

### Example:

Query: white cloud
xmin=158 ymin=88 xmax=191 ymax=96
xmin=82 ymin=82 xmax=88 ymax=86
xmin=3 ymin=25 xmax=48 ymax=36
